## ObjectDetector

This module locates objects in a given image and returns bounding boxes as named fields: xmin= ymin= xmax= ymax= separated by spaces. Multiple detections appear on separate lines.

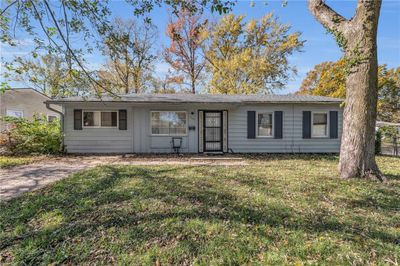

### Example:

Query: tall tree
xmin=298 ymin=59 xmax=346 ymax=98
xmin=308 ymin=0 xmax=384 ymax=180
xmin=3 ymin=54 xmax=91 ymax=97
xmin=378 ymin=67 xmax=400 ymax=123
xmin=0 ymin=1 xmax=233 ymax=95
xmin=204 ymin=13 xmax=303 ymax=94
xmin=164 ymin=8 xmax=207 ymax=94
xmin=100 ymin=17 xmax=157 ymax=94
xmin=151 ymin=71 xmax=185 ymax=94
xmin=298 ymin=61 xmax=400 ymax=123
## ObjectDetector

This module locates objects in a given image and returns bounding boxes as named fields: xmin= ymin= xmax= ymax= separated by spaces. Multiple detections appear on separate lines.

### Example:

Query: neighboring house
xmin=376 ymin=121 xmax=400 ymax=133
xmin=46 ymin=94 xmax=343 ymax=154
xmin=0 ymin=88 xmax=60 ymax=132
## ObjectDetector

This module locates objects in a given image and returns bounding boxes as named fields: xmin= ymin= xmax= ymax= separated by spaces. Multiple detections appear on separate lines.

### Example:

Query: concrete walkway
xmin=0 ymin=156 xmax=247 ymax=201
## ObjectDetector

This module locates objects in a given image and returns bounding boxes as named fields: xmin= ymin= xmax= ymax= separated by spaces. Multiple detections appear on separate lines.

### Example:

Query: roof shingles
xmin=47 ymin=93 xmax=343 ymax=104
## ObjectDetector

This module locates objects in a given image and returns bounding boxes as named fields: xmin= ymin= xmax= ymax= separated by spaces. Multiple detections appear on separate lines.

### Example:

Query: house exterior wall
xmin=62 ymin=102 xmax=342 ymax=154
xmin=0 ymin=89 xmax=61 ymax=132
xmin=228 ymin=104 xmax=342 ymax=153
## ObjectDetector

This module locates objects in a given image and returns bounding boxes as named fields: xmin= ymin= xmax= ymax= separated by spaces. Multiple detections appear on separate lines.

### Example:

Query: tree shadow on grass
xmin=1 ymin=165 xmax=399 ymax=264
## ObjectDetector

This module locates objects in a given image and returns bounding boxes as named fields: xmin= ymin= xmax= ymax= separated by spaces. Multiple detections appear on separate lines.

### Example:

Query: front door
xmin=203 ymin=111 xmax=223 ymax=152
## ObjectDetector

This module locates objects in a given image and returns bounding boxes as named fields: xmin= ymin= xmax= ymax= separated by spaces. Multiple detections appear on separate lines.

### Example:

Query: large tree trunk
xmin=340 ymin=39 xmax=381 ymax=180
xmin=308 ymin=0 xmax=384 ymax=181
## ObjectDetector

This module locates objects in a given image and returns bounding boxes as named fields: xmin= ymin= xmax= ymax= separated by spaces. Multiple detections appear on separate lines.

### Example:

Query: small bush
xmin=375 ymin=129 xmax=382 ymax=155
xmin=1 ymin=115 xmax=62 ymax=155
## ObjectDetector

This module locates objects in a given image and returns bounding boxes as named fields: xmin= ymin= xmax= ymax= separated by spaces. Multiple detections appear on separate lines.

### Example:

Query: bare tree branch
xmin=41 ymin=0 xmax=117 ymax=97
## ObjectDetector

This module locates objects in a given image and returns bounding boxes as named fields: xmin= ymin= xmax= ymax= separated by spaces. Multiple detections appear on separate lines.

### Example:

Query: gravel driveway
xmin=0 ymin=155 xmax=247 ymax=201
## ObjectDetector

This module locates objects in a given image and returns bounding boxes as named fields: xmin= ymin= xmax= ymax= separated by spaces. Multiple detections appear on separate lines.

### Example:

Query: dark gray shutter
xmin=247 ymin=111 xmax=256 ymax=139
xmin=329 ymin=111 xmax=338 ymax=139
xmin=74 ymin=109 xmax=82 ymax=130
xmin=119 ymin=110 xmax=127 ymax=130
xmin=302 ymin=111 xmax=311 ymax=139
xmin=274 ymin=111 xmax=283 ymax=139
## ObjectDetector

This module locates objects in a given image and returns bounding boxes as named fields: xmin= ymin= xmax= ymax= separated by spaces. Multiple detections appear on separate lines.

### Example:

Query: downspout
xmin=45 ymin=102 xmax=65 ymax=152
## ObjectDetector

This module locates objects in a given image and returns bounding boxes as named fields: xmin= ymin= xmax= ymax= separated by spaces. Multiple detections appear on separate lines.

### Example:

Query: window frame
xmin=256 ymin=111 xmax=274 ymax=138
xmin=150 ymin=110 xmax=188 ymax=136
xmin=311 ymin=111 xmax=329 ymax=138
xmin=47 ymin=115 xmax=57 ymax=122
xmin=6 ymin=109 xmax=24 ymax=118
xmin=82 ymin=110 xmax=119 ymax=129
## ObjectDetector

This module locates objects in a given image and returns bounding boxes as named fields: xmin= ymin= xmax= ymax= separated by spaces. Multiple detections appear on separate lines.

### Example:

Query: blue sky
xmin=1 ymin=0 xmax=399 ymax=94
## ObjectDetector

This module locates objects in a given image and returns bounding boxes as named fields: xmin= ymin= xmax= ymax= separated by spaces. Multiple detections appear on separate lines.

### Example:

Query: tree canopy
xmin=3 ymin=53 xmax=91 ymax=97
xmin=204 ymin=13 xmax=303 ymax=94
xmin=298 ymin=60 xmax=400 ymax=123
xmin=99 ymin=17 xmax=157 ymax=94
xmin=164 ymin=8 xmax=207 ymax=94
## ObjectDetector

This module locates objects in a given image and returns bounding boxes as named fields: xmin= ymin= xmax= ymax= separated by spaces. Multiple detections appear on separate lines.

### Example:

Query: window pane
xmin=258 ymin=113 xmax=273 ymax=136
xmin=84 ymin=112 xmax=100 ymax=127
xmin=111 ymin=112 xmax=117 ymax=127
xmin=6 ymin=110 xmax=24 ymax=118
xmin=48 ymin=116 xmax=57 ymax=122
xmin=313 ymin=113 xmax=327 ymax=136
xmin=313 ymin=113 xmax=327 ymax=125
xmin=151 ymin=111 xmax=187 ymax=135
xmin=100 ymin=112 xmax=117 ymax=127
xmin=84 ymin=112 xmax=93 ymax=126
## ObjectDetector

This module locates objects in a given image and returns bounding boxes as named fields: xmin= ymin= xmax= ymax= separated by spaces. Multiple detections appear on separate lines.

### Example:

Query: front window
xmin=48 ymin=115 xmax=57 ymax=122
xmin=312 ymin=113 xmax=328 ymax=137
xmin=83 ymin=111 xmax=117 ymax=128
xmin=151 ymin=111 xmax=187 ymax=136
xmin=6 ymin=109 xmax=24 ymax=118
xmin=257 ymin=112 xmax=273 ymax=137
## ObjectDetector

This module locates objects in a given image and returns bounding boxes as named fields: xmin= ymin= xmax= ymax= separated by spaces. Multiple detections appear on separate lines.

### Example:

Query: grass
xmin=0 ymin=156 xmax=36 ymax=168
xmin=0 ymin=155 xmax=399 ymax=265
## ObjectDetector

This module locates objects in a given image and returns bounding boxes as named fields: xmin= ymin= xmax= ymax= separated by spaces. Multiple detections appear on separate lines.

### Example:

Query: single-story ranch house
xmin=46 ymin=94 xmax=343 ymax=154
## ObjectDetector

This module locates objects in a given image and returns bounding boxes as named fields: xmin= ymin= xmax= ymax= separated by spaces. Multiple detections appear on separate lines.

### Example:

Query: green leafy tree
xmin=204 ymin=13 xmax=303 ymax=94
xmin=3 ymin=54 xmax=91 ymax=98
xmin=1 ymin=115 xmax=62 ymax=154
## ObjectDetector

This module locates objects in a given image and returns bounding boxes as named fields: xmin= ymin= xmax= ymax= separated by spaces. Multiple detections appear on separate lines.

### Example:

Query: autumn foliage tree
xmin=204 ymin=13 xmax=303 ymax=94
xmin=164 ymin=9 xmax=207 ymax=94
xmin=298 ymin=58 xmax=347 ymax=98
xmin=298 ymin=60 xmax=400 ymax=123
xmin=378 ymin=67 xmax=400 ymax=123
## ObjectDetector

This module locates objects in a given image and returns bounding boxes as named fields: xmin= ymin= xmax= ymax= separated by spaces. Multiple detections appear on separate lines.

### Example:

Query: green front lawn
xmin=0 ymin=156 xmax=36 ymax=168
xmin=1 ymin=155 xmax=399 ymax=265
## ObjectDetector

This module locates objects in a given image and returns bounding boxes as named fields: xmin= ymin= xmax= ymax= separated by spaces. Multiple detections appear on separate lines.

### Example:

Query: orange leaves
xmin=163 ymin=8 xmax=207 ymax=93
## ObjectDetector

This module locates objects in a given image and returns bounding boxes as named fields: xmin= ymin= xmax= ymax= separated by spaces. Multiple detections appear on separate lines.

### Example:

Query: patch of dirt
xmin=0 ymin=155 xmax=248 ymax=201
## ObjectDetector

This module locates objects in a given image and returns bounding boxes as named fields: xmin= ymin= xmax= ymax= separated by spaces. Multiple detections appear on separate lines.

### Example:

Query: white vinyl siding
xmin=64 ymin=105 xmax=132 ymax=153
xmin=62 ymin=102 xmax=342 ymax=154
xmin=228 ymin=104 xmax=342 ymax=153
